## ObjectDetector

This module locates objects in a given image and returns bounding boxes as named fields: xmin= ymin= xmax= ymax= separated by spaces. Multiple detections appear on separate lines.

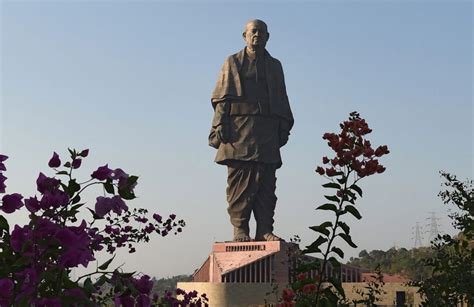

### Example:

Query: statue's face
xmin=243 ymin=21 xmax=269 ymax=51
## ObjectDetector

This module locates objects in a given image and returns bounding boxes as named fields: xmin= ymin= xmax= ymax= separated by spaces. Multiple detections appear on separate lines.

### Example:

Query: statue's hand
xmin=216 ymin=124 xmax=230 ymax=144
xmin=279 ymin=130 xmax=289 ymax=147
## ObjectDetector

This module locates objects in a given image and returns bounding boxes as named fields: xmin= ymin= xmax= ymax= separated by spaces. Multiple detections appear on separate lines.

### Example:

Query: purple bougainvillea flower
xmin=48 ymin=152 xmax=61 ymax=168
xmin=91 ymin=164 xmax=113 ymax=181
xmin=111 ymin=195 xmax=128 ymax=215
xmin=35 ymin=298 xmax=61 ymax=307
xmin=1 ymin=193 xmax=24 ymax=213
xmin=79 ymin=149 xmax=89 ymax=157
xmin=15 ymin=267 xmax=39 ymax=297
xmin=36 ymin=173 xmax=60 ymax=194
xmin=95 ymin=196 xmax=112 ymax=217
xmin=115 ymin=295 xmax=135 ymax=307
xmin=25 ymin=196 xmax=40 ymax=213
xmin=153 ymin=213 xmax=162 ymax=223
xmin=64 ymin=288 xmax=86 ymax=299
xmin=0 ymin=173 xmax=7 ymax=193
xmin=40 ymin=190 xmax=70 ymax=210
xmin=133 ymin=275 xmax=153 ymax=295
xmin=56 ymin=221 xmax=95 ymax=268
xmin=10 ymin=224 xmax=29 ymax=252
xmin=0 ymin=154 xmax=7 ymax=171
xmin=0 ymin=278 xmax=13 ymax=300
xmin=72 ymin=158 xmax=82 ymax=169
xmin=136 ymin=294 xmax=151 ymax=307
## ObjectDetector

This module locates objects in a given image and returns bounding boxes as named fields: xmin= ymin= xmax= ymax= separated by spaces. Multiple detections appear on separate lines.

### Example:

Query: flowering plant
xmin=280 ymin=112 xmax=389 ymax=306
xmin=0 ymin=149 xmax=207 ymax=306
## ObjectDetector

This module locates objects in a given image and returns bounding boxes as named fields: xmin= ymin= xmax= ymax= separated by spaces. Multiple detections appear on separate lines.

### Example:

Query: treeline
xmin=151 ymin=275 xmax=192 ymax=293
xmin=346 ymin=246 xmax=435 ymax=281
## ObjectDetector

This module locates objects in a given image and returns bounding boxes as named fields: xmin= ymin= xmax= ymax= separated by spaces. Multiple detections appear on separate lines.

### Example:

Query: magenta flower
xmin=72 ymin=158 xmax=82 ymax=169
xmin=136 ymin=294 xmax=151 ymax=307
xmin=1 ymin=193 xmax=24 ymax=213
xmin=111 ymin=195 xmax=128 ymax=215
xmin=91 ymin=164 xmax=113 ymax=181
xmin=0 ymin=154 xmax=7 ymax=171
xmin=48 ymin=152 xmax=61 ymax=168
xmin=0 ymin=278 xmax=13 ymax=302
xmin=95 ymin=197 xmax=112 ymax=217
xmin=15 ymin=267 xmax=39 ymax=297
xmin=36 ymin=173 xmax=60 ymax=194
xmin=55 ymin=221 xmax=95 ymax=268
xmin=133 ymin=275 xmax=153 ymax=295
xmin=79 ymin=149 xmax=89 ymax=157
xmin=39 ymin=190 xmax=69 ymax=210
xmin=35 ymin=298 xmax=61 ymax=307
xmin=10 ymin=224 xmax=29 ymax=252
xmin=0 ymin=173 xmax=7 ymax=193
xmin=153 ymin=213 xmax=162 ymax=223
xmin=25 ymin=196 xmax=40 ymax=213
xmin=114 ymin=295 xmax=135 ymax=307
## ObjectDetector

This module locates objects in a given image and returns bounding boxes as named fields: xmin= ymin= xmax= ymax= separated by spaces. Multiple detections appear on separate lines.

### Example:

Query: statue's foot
xmin=255 ymin=233 xmax=284 ymax=242
xmin=233 ymin=227 xmax=251 ymax=242
xmin=233 ymin=234 xmax=252 ymax=242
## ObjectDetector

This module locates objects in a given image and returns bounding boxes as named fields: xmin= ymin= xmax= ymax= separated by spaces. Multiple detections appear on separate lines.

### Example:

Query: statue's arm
xmin=277 ymin=61 xmax=294 ymax=147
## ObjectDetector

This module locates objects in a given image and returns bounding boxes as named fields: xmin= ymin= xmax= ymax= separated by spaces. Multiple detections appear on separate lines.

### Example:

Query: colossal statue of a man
xmin=209 ymin=19 xmax=294 ymax=242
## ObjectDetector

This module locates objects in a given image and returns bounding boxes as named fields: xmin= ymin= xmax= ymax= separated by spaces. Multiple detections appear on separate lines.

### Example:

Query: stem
xmin=315 ymin=167 xmax=351 ymax=302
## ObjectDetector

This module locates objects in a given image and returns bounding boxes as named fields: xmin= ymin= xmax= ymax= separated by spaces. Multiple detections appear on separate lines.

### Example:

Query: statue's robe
xmin=209 ymin=48 xmax=294 ymax=169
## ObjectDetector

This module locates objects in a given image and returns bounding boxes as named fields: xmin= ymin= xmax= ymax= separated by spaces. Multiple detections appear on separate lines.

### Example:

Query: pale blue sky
xmin=1 ymin=1 xmax=472 ymax=278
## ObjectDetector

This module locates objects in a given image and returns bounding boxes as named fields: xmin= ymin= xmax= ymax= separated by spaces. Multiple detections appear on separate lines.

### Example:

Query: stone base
xmin=177 ymin=282 xmax=286 ymax=307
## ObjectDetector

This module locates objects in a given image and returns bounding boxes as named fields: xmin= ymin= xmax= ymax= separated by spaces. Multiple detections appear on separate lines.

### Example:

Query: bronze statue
xmin=209 ymin=19 xmax=294 ymax=242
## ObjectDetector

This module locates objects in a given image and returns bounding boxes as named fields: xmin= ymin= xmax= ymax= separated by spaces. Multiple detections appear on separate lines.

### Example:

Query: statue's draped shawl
xmin=211 ymin=48 xmax=294 ymax=129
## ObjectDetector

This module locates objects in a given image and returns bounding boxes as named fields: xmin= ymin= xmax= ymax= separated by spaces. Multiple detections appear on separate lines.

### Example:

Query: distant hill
xmin=346 ymin=247 xmax=434 ymax=281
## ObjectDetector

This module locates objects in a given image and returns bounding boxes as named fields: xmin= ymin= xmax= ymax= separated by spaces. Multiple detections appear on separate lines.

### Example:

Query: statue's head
xmin=242 ymin=19 xmax=269 ymax=52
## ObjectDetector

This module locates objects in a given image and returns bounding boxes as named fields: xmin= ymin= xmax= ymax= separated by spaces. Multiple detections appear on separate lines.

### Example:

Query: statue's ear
xmin=267 ymin=32 xmax=270 ymax=42
xmin=242 ymin=31 xmax=246 ymax=40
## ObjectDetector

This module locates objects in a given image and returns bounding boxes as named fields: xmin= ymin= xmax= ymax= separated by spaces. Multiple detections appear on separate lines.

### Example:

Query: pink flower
xmin=282 ymin=288 xmax=295 ymax=302
xmin=79 ymin=149 xmax=89 ymax=157
xmin=91 ymin=164 xmax=113 ymax=181
xmin=0 ymin=173 xmax=6 ymax=193
xmin=1 ymin=193 xmax=24 ymax=213
xmin=48 ymin=152 xmax=61 ymax=168
xmin=72 ymin=158 xmax=82 ymax=169
xmin=133 ymin=275 xmax=153 ymax=295
xmin=315 ymin=167 xmax=325 ymax=175
xmin=36 ymin=173 xmax=60 ymax=194
xmin=302 ymin=283 xmax=316 ymax=294
xmin=0 ymin=154 xmax=8 ymax=171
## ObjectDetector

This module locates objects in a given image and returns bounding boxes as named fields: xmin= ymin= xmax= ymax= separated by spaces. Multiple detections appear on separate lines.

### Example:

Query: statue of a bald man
xmin=209 ymin=20 xmax=294 ymax=242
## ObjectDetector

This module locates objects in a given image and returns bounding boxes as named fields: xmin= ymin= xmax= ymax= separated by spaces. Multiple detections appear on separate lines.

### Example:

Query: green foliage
xmin=415 ymin=172 xmax=474 ymax=306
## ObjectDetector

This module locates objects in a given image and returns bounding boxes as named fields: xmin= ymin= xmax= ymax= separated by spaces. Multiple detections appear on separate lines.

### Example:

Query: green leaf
xmin=13 ymin=256 xmax=32 ymax=267
xmin=322 ymin=182 xmax=341 ymax=189
xmin=71 ymin=195 xmax=81 ymax=204
xmin=94 ymin=275 xmax=109 ymax=288
xmin=331 ymin=246 xmax=344 ymax=258
xmin=325 ymin=195 xmax=340 ymax=202
xmin=83 ymin=277 xmax=95 ymax=294
xmin=0 ymin=216 xmax=9 ymax=233
xmin=337 ymin=221 xmax=350 ymax=235
xmin=87 ymin=208 xmax=103 ymax=220
xmin=104 ymin=181 xmax=115 ymax=194
xmin=118 ymin=188 xmax=135 ymax=200
xmin=350 ymin=184 xmax=363 ymax=197
xmin=339 ymin=233 xmax=358 ymax=248
xmin=128 ymin=175 xmax=139 ymax=186
xmin=328 ymin=276 xmax=346 ymax=299
xmin=328 ymin=256 xmax=341 ymax=271
xmin=56 ymin=171 xmax=69 ymax=175
xmin=295 ymin=260 xmax=320 ymax=273
xmin=309 ymin=222 xmax=332 ymax=236
xmin=337 ymin=177 xmax=347 ymax=185
xmin=316 ymin=203 xmax=338 ymax=212
xmin=98 ymin=255 xmax=115 ymax=270
xmin=344 ymin=205 xmax=362 ymax=219
xmin=304 ymin=236 xmax=328 ymax=254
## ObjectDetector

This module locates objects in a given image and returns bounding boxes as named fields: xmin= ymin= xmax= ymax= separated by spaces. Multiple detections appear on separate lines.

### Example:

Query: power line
xmin=411 ymin=222 xmax=424 ymax=248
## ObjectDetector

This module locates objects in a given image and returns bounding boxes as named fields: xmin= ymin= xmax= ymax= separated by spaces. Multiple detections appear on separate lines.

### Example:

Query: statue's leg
xmin=226 ymin=161 xmax=258 ymax=242
xmin=254 ymin=164 xmax=282 ymax=241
